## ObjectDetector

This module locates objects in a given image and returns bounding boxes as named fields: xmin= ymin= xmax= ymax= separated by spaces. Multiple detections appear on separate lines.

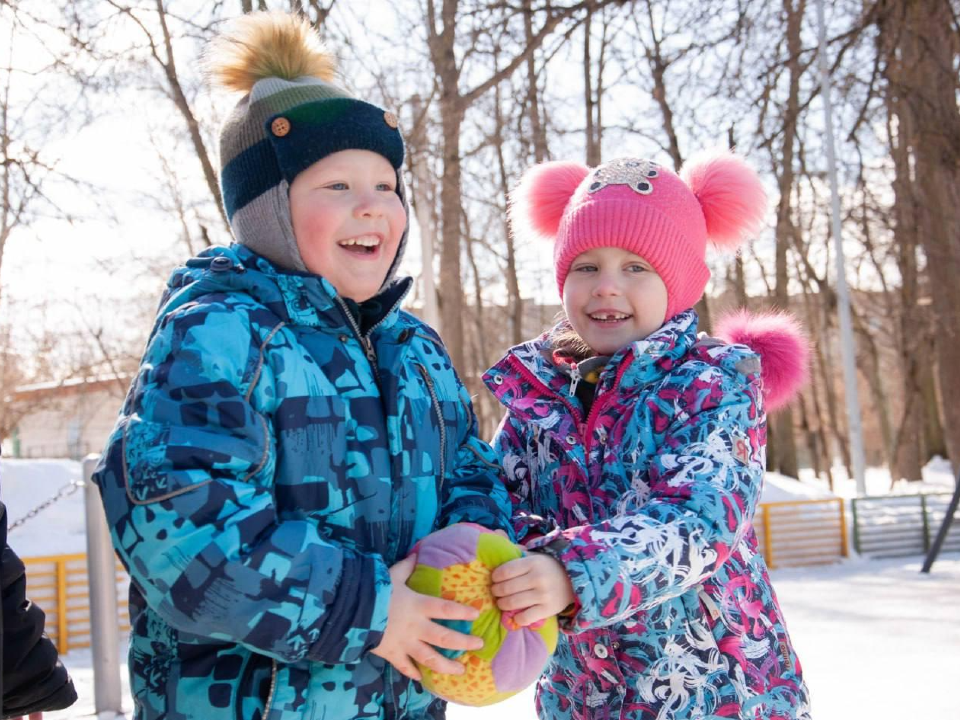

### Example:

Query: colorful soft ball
xmin=406 ymin=523 xmax=558 ymax=706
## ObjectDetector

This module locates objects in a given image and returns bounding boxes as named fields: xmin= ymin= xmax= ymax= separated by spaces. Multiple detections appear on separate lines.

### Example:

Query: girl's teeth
xmin=591 ymin=313 xmax=629 ymax=321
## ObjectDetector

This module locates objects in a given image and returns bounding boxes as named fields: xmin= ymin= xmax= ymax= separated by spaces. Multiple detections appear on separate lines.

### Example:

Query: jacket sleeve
xmin=435 ymin=383 xmax=515 ymax=539
xmin=546 ymin=362 xmax=764 ymax=632
xmin=93 ymin=301 xmax=391 ymax=665
xmin=490 ymin=412 xmax=548 ymax=543
xmin=0 ymin=506 xmax=78 ymax=719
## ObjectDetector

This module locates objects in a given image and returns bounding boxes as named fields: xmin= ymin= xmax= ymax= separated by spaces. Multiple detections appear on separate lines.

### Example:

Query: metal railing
xmin=852 ymin=491 xmax=960 ymax=558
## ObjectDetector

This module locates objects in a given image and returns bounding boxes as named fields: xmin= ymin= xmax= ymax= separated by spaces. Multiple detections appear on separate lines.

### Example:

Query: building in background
xmin=3 ymin=376 xmax=129 ymax=459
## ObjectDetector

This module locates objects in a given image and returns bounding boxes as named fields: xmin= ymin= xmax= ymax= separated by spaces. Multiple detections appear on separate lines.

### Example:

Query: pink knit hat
xmin=510 ymin=151 xmax=768 ymax=321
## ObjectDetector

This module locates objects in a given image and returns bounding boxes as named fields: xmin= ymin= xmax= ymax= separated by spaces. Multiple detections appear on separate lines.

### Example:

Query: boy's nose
xmin=353 ymin=193 xmax=384 ymax=218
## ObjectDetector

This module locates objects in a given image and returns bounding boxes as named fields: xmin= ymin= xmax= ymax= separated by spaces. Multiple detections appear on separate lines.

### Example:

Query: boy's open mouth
xmin=337 ymin=235 xmax=381 ymax=256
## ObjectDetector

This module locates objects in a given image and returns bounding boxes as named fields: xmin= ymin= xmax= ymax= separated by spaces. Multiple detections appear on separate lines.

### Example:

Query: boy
xmin=93 ymin=12 xmax=511 ymax=720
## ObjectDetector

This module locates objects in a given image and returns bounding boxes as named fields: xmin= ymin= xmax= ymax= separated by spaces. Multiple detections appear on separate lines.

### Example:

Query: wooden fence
xmin=755 ymin=498 xmax=849 ymax=569
xmin=23 ymin=553 xmax=130 ymax=654
xmin=30 ymin=492 xmax=953 ymax=650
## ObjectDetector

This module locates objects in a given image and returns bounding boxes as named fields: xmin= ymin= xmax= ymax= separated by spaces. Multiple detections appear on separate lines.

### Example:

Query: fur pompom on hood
xmin=204 ymin=11 xmax=336 ymax=93
xmin=714 ymin=310 xmax=810 ymax=412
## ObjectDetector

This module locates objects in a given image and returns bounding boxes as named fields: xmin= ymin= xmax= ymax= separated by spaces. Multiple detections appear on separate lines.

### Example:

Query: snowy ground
xmin=40 ymin=553 xmax=960 ymax=720
xmin=3 ymin=457 xmax=958 ymax=719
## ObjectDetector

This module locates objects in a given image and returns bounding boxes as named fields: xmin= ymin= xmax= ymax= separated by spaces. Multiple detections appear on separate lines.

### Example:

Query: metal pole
xmin=815 ymin=0 xmax=867 ymax=496
xmin=921 ymin=469 xmax=960 ymax=573
xmin=83 ymin=455 xmax=122 ymax=715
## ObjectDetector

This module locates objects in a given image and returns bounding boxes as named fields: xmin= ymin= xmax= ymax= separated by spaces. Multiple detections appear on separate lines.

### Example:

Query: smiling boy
xmin=92 ymin=12 xmax=512 ymax=720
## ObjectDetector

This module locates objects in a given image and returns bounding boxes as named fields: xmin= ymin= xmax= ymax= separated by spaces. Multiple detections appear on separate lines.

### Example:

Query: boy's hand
xmin=490 ymin=554 xmax=575 ymax=627
xmin=372 ymin=554 xmax=484 ymax=681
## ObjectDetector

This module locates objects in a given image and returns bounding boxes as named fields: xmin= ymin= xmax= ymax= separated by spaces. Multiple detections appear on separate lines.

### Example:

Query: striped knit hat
xmin=207 ymin=11 xmax=407 ymax=281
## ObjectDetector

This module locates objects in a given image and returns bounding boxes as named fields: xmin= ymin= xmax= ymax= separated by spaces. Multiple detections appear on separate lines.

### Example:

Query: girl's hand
xmin=490 ymin=554 xmax=575 ymax=627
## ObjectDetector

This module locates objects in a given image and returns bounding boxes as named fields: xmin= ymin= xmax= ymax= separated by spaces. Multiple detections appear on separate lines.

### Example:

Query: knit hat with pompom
xmin=205 ymin=11 xmax=407 ymax=280
xmin=509 ymin=151 xmax=767 ymax=321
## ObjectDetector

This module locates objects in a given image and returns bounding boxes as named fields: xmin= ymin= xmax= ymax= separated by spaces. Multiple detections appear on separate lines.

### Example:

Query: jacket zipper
xmin=263 ymin=659 xmax=277 ymax=718
xmin=416 ymin=363 xmax=446 ymax=491
xmin=581 ymin=357 xmax=633 ymax=455
xmin=334 ymin=289 xmax=408 ymax=385
xmin=506 ymin=353 xmax=632 ymax=455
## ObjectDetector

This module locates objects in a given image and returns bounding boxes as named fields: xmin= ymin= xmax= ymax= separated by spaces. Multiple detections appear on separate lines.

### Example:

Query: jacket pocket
xmin=121 ymin=412 xmax=270 ymax=505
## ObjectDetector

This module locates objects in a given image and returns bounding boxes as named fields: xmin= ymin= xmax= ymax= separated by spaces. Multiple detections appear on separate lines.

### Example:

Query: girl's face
xmin=289 ymin=149 xmax=406 ymax=302
xmin=562 ymin=247 xmax=668 ymax=355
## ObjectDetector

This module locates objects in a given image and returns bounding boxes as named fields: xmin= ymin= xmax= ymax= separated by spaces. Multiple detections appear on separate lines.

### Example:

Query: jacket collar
xmin=159 ymin=244 xmax=411 ymax=335
xmin=485 ymin=310 xmax=700 ymax=416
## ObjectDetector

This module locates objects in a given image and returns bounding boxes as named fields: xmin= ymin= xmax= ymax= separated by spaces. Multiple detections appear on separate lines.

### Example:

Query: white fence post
xmin=83 ymin=455 xmax=123 ymax=716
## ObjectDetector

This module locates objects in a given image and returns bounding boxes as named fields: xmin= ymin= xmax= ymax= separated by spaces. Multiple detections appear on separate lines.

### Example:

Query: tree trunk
xmin=494 ymin=79 xmax=524 ymax=346
xmin=407 ymin=95 xmax=441 ymax=329
xmin=522 ymin=0 xmax=548 ymax=162
xmin=768 ymin=0 xmax=805 ymax=479
xmin=901 ymin=0 xmax=960 ymax=475
xmin=880 ymin=15 xmax=926 ymax=482
xmin=154 ymin=0 xmax=228 ymax=231
xmin=438 ymin=102 xmax=466 ymax=369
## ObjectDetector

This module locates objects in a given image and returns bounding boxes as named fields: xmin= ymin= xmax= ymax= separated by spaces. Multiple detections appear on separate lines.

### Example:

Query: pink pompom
xmin=509 ymin=161 xmax=590 ymax=242
xmin=681 ymin=150 xmax=767 ymax=250
xmin=715 ymin=310 xmax=810 ymax=412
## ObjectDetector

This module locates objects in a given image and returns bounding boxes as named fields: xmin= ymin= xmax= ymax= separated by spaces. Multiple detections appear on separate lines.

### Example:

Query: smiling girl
xmin=483 ymin=153 xmax=813 ymax=719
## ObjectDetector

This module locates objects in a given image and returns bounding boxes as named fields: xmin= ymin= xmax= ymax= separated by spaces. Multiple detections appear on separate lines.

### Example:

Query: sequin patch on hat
xmin=587 ymin=158 xmax=660 ymax=195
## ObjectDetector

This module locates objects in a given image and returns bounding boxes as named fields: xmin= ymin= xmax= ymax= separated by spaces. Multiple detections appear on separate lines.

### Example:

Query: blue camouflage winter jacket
xmin=93 ymin=244 xmax=513 ymax=720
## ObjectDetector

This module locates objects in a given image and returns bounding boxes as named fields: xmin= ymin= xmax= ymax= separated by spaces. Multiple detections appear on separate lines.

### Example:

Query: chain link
xmin=8 ymin=479 xmax=85 ymax=533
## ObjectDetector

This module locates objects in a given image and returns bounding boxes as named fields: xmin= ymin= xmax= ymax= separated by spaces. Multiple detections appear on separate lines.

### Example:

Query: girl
xmin=483 ymin=153 xmax=812 ymax=719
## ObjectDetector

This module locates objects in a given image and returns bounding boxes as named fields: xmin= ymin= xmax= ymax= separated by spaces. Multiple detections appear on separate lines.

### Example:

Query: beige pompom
xmin=205 ymin=11 xmax=336 ymax=93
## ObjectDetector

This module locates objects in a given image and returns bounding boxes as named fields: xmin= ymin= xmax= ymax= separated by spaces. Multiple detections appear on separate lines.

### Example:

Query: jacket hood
xmin=152 ymin=244 xmax=411 ymax=338
xmin=485 ymin=310 xmax=765 ymax=418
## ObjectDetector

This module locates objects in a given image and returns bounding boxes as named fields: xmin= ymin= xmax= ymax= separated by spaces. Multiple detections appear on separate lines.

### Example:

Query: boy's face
xmin=289 ymin=149 xmax=406 ymax=302
xmin=562 ymin=247 xmax=668 ymax=355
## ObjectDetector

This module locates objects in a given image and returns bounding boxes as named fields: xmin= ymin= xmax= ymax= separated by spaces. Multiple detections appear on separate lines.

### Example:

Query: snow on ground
xmin=1 ymin=458 xmax=88 ymax=556
xmin=3 ymin=457 xmax=958 ymax=718
xmin=42 ymin=553 xmax=960 ymax=720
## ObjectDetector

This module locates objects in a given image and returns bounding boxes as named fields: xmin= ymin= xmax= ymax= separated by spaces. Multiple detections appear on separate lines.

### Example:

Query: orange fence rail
xmin=19 ymin=499 xmax=850 ymax=651
xmin=23 ymin=553 xmax=130 ymax=654
xmin=755 ymin=498 xmax=849 ymax=569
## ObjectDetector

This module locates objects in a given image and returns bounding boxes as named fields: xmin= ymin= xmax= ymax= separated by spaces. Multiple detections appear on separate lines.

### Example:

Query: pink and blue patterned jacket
xmin=483 ymin=310 xmax=811 ymax=720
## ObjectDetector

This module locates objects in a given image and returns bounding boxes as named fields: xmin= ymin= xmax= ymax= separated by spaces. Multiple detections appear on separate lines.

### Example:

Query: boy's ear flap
xmin=509 ymin=161 xmax=591 ymax=243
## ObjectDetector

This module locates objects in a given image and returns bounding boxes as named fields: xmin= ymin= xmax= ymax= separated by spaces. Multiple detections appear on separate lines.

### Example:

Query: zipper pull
xmin=362 ymin=336 xmax=377 ymax=364
xmin=569 ymin=362 xmax=581 ymax=397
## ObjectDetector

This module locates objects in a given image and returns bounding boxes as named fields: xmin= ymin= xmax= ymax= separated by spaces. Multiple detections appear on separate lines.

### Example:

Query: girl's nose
xmin=591 ymin=271 xmax=622 ymax=297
